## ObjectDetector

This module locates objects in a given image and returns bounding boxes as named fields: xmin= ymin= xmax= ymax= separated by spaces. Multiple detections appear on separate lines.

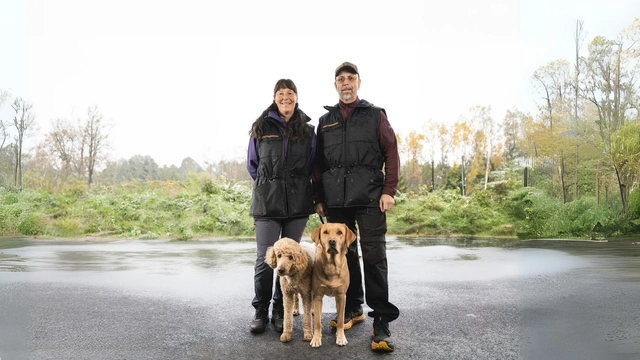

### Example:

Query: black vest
xmin=249 ymin=118 xmax=315 ymax=218
xmin=318 ymin=99 xmax=385 ymax=207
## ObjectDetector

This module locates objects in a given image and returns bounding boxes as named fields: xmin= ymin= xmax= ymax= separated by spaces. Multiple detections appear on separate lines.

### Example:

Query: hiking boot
xmin=250 ymin=307 xmax=268 ymax=334
xmin=329 ymin=305 xmax=365 ymax=330
xmin=371 ymin=316 xmax=394 ymax=352
xmin=271 ymin=308 xmax=284 ymax=333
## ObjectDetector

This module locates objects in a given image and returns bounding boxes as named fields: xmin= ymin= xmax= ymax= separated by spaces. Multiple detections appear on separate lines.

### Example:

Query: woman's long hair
xmin=250 ymin=79 xmax=312 ymax=142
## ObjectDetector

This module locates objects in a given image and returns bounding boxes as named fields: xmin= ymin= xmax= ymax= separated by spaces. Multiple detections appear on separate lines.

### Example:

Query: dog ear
xmin=292 ymin=246 xmax=307 ymax=273
xmin=344 ymin=224 xmax=356 ymax=246
xmin=265 ymin=246 xmax=277 ymax=269
xmin=311 ymin=225 xmax=323 ymax=245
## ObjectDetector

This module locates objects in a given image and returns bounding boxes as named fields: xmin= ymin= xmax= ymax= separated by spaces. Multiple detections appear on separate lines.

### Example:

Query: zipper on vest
xmin=342 ymin=114 xmax=348 ymax=206
xmin=282 ymin=126 xmax=289 ymax=217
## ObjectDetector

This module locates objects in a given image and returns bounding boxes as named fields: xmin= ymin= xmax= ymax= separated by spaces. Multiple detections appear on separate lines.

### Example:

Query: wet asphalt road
xmin=1 ymin=237 xmax=639 ymax=360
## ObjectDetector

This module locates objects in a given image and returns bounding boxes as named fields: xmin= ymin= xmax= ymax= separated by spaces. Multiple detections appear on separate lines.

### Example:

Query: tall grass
xmin=1 ymin=174 xmax=638 ymax=240
xmin=0 ymin=174 xmax=255 ymax=240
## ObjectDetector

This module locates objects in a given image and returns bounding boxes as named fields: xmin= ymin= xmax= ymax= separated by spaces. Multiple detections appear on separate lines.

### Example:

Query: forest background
xmin=1 ymin=18 xmax=639 ymax=241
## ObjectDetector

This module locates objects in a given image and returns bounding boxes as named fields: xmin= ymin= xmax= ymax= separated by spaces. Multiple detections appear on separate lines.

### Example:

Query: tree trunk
xmin=574 ymin=20 xmax=584 ymax=124
xmin=560 ymin=153 xmax=567 ymax=204
xmin=613 ymin=164 xmax=628 ymax=213
xmin=431 ymin=160 xmax=435 ymax=191
xmin=13 ymin=145 xmax=18 ymax=187
xmin=575 ymin=145 xmax=579 ymax=200
xmin=484 ymin=155 xmax=490 ymax=190
xmin=17 ymin=136 xmax=22 ymax=190
xmin=596 ymin=160 xmax=600 ymax=206
xmin=614 ymin=49 xmax=620 ymax=131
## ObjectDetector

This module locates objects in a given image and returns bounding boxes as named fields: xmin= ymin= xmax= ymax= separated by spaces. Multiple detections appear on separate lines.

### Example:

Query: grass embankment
xmin=0 ymin=174 xmax=637 ymax=240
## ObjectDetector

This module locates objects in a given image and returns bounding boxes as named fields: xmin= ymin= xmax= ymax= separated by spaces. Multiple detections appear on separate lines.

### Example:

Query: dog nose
xmin=278 ymin=268 xmax=285 ymax=274
xmin=329 ymin=239 xmax=336 ymax=247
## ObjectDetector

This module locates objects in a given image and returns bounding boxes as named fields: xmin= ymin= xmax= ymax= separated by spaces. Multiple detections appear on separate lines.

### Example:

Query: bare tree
xmin=0 ymin=123 xmax=7 ymax=151
xmin=436 ymin=123 xmax=452 ymax=186
xmin=574 ymin=20 xmax=586 ymax=124
xmin=47 ymin=118 xmax=80 ymax=178
xmin=502 ymin=108 xmax=532 ymax=162
xmin=11 ymin=98 xmax=36 ymax=190
xmin=532 ymin=60 xmax=573 ymax=133
xmin=421 ymin=119 xmax=439 ymax=190
xmin=0 ymin=90 xmax=8 ymax=106
xmin=83 ymin=106 xmax=110 ymax=188
xmin=452 ymin=120 xmax=473 ymax=194
xmin=402 ymin=130 xmax=426 ymax=191
xmin=460 ymin=106 xmax=502 ymax=190
xmin=477 ymin=106 xmax=501 ymax=190
xmin=0 ymin=90 xmax=11 ymax=152
xmin=583 ymin=35 xmax=638 ymax=147
xmin=43 ymin=106 xmax=111 ymax=188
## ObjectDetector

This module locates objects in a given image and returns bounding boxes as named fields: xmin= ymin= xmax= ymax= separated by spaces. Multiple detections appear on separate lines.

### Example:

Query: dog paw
xmin=303 ymin=331 xmax=312 ymax=341
xmin=336 ymin=335 xmax=348 ymax=346
xmin=280 ymin=333 xmax=292 ymax=343
xmin=293 ymin=309 xmax=300 ymax=316
xmin=310 ymin=336 xmax=322 ymax=348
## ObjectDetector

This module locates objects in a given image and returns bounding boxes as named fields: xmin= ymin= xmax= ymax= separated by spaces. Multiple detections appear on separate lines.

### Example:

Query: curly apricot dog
xmin=265 ymin=238 xmax=316 ymax=342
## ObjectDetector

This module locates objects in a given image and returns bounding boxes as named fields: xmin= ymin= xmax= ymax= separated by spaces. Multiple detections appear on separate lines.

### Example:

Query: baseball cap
xmin=335 ymin=62 xmax=359 ymax=77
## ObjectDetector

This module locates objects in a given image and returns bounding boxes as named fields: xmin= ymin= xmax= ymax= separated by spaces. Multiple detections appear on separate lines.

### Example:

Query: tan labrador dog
xmin=310 ymin=223 xmax=356 ymax=347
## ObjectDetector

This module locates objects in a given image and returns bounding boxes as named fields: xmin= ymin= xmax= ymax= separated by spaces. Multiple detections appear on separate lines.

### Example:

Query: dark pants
xmin=327 ymin=206 xmax=400 ymax=322
xmin=252 ymin=216 xmax=308 ymax=311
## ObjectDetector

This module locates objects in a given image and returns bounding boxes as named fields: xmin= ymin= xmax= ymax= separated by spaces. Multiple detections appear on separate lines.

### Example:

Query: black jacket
xmin=317 ymin=99 xmax=385 ymax=208
xmin=249 ymin=116 xmax=315 ymax=218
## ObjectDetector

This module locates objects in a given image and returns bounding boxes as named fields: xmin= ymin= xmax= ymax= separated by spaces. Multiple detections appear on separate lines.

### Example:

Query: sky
xmin=0 ymin=0 xmax=637 ymax=168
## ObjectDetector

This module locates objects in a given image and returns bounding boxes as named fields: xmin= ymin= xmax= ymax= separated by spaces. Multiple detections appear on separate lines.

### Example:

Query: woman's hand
xmin=315 ymin=203 xmax=327 ymax=217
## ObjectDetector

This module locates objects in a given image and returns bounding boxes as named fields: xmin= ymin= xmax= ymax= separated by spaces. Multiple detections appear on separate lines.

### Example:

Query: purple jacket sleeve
xmin=246 ymin=137 xmax=259 ymax=181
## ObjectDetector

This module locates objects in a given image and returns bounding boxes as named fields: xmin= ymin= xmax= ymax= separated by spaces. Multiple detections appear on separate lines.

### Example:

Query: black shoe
xmin=250 ymin=307 xmax=268 ymax=334
xmin=371 ymin=317 xmax=394 ymax=352
xmin=329 ymin=305 xmax=365 ymax=330
xmin=271 ymin=308 xmax=284 ymax=333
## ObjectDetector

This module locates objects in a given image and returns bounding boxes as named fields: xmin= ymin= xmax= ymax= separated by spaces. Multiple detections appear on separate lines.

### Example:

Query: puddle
xmin=1 ymin=236 xmax=638 ymax=296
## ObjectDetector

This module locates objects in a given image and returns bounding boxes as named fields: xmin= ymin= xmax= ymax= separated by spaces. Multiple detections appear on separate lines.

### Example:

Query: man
xmin=312 ymin=61 xmax=400 ymax=352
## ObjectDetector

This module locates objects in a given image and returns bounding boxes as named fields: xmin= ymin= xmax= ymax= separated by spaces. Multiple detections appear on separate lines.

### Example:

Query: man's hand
xmin=379 ymin=194 xmax=395 ymax=212
xmin=316 ymin=203 xmax=328 ymax=218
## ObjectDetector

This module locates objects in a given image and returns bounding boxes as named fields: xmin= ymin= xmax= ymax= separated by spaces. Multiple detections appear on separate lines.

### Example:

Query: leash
xmin=318 ymin=214 xmax=325 ymax=224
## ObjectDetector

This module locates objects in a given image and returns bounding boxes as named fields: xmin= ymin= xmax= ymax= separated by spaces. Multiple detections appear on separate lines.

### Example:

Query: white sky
xmin=0 ymin=0 xmax=637 ymax=167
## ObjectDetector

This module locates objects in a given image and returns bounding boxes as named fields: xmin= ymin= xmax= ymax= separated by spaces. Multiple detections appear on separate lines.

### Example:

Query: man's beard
xmin=340 ymin=92 xmax=353 ymax=101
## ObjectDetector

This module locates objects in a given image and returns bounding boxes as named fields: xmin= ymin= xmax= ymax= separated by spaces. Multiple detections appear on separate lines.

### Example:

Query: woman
xmin=246 ymin=79 xmax=316 ymax=334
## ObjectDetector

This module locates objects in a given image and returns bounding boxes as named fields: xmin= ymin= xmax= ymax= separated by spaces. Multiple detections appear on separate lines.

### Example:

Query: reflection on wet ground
xmin=519 ymin=239 xmax=640 ymax=280
xmin=398 ymin=236 xmax=639 ymax=280
xmin=1 ymin=236 xmax=639 ymax=291
xmin=0 ymin=237 xmax=257 ymax=272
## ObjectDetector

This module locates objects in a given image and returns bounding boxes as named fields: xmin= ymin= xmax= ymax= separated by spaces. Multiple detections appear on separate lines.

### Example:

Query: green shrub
xmin=488 ymin=224 xmax=516 ymax=236
xmin=0 ymin=209 xmax=7 ymax=233
xmin=202 ymin=178 xmax=218 ymax=195
xmin=0 ymin=202 xmax=27 ymax=235
xmin=139 ymin=232 xmax=160 ymax=240
xmin=629 ymin=188 xmax=640 ymax=219
xmin=18 ymin=213 xmax=45 ymax=236
xmin=194 ymin=214 xmax=219 ymax=233
xmin=505 ymin=187 xmax=562 ymax=239
xmin=3 ymin=192 xmax=19 ymax=205
xmin=173 ymin=223 xmax=194 ymax=241
xmin=50 ymin=218 xmax=82 ymax=237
